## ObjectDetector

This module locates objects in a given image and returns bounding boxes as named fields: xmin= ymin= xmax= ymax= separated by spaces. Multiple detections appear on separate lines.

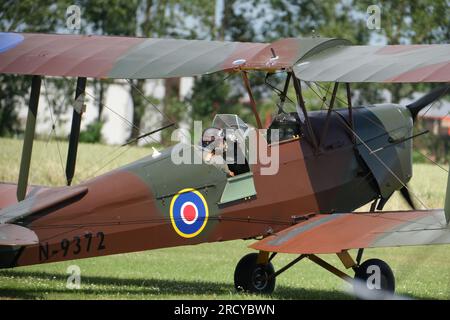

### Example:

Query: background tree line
xmin=0 ymin=0 xmax=449 ymax=161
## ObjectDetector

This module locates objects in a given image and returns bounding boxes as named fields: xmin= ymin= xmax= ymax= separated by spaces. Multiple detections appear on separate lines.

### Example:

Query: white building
xmin=19 ymin=78 xmax=194 ymax=145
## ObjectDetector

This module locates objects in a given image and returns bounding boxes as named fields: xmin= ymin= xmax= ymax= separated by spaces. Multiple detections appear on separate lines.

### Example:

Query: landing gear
xmin=353 ymin=258 xmax=395 ymax=300
xmin=234 ymin=253 xmax=276 ymax=294
xmin=233 ymin=250 xmax=396 ymax=299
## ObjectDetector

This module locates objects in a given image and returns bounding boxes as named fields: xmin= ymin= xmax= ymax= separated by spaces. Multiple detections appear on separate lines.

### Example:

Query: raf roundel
xmin=170 ymin=188 xmax=209 ymax=238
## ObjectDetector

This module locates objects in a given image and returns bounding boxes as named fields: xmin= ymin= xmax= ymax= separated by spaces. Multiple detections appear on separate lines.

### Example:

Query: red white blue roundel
xmin=170 ymin=188 xmax=209 ymax=238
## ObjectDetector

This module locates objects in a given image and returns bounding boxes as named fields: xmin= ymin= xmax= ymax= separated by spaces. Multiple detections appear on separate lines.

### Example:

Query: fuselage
xmin=0 ymin=103 xmax=414 ymax=268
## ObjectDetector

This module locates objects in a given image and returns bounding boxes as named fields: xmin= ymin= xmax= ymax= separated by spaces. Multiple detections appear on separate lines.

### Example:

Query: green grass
xmin=0 ymin=137 xmax=449 ymax=300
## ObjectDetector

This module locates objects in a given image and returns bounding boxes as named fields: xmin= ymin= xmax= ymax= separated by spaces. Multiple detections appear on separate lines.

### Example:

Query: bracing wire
xmin=336 ymin=114 xmax=447 ymax=228
xmin=420 ymin=85 xmax=450 ymax=118
xmin=81 ymin=88 xmax=157 ymax=146
xmin=63 ymin=79 xmax=155 ymax=183
xmin=125 ymin=73 xmax=236 ymax=145
xmin=69 ymin=74 xmax=236 ymax=182
xmin=42 ymin=78 xmax=70 ymax=183
xmin=310 ymin=81 xmax=449 ymax=176
xmin=126 ymin=73 xmax=235 ymax=128
xmin=304 ymin=81 xmax=439 ymax=218
xmin=66 ymin=77 xmax=172 ymax=181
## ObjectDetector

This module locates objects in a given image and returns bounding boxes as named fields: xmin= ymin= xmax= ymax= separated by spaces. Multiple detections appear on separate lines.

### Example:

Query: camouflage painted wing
xmin=294 ymin=44 xmax=450 ymax=83
xmin=0 ymin=32 xmax=347 ymax=79
xmin=250 ymin=210 xmax=450 ymax=254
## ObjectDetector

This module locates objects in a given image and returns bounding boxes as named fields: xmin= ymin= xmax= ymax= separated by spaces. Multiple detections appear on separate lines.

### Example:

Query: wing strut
xmin=445 ymin=163 xmax=450 ymax=224
xmin=66 ymin=77 xmax=87 ymax=186
xmin=17 ymin=75 xmax=41 ymax=201
xmin=345 ymin=83 xmax=355 ymax=144
xmin=291 ymin=72 xmax=319 ymax=152
xmin=318 ymin=82 xmax=339 ymax=147
xmin=241 ymin=71 xmax=263 ymax=129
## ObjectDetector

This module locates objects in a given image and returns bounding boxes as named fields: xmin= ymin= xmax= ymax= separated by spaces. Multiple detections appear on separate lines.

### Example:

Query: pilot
xmin=202 ymin=127 xmax=235 ymax=177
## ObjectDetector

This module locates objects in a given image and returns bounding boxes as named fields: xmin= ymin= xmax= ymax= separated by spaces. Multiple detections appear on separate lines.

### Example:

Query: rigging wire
xmin=304 ymin=81 xmax=330 ymax=111
xmin=29 ymin=216 xmax=295 ymax=230
xmin=420 ymin=85 xmax=450 ymax=118
xmin=333 ymin=111 xmax=446 ymax=228
xmin=312 ymin=81 xmax=387 ymax=132
xmin=414 ymin=108 xmax=450 ymax=174
xmin=85 ymin=145 xmax=133 ymax=180
xmin=64 ymin=79 xmax=156 ymax=182
xmin=42 ymin=78 xmax=70 ymax=183
xmin=415 ymin=149 xmax=449 ymax=173
xmin=309 ymin=81 xmax=449 ymax=173
xmin=264 ymin=72 xmax=296 ymax=107
xmin=126 ymin=73 xmax=235 ymax=129
xmin=27 ymin=208 xmax=445 ymax=232
xmin=69 ymin=73 xmax=236 ymax=182
xmin=314 ymin=82 xmax=450 ymax=176
xmin=125 ymin=73 xmax=236 ymax=145
xmin=82 ymin=87 xmax=157 ymax=146
xmin=303 ymin=80 xmax=439 ymax=223
xmin=126 ymin=78 xmax=178 ymax=128
xmin=125 ymin=78 xmax=193 ymax=146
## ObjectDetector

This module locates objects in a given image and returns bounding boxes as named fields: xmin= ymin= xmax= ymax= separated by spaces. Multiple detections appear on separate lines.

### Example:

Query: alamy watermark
xmin=366 ymin=5 xmax=381 ymax=30
xmin=66 ymin=5 xmax=81 ymax=31
xmin=66 ymin=264 xmax=81 ymax=289
xmin=365 ymin=264 xmax=381 ymax=290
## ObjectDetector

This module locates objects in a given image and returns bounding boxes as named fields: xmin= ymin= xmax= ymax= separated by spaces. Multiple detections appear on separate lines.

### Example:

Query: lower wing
xmin=0 ymin=182 xmax=88 ymax=247
xmin=250 ymin=210 xmax=450 ymax=254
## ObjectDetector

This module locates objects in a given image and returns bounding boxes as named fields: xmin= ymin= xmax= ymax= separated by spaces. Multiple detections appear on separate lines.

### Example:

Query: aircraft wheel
xmin=353 ymin=258 xmax=395 ymax=299
xmin=234 ymin=253 xmax=276 ymax=294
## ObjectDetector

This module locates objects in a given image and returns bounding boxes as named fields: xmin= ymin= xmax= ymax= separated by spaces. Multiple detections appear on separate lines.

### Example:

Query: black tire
xmin=354 ymin=258 xmax=395 ymax=300
xmin=234 ymin=253 xmax=276 ymax=294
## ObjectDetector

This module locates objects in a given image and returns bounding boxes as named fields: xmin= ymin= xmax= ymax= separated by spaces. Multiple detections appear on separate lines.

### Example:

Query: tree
xmin=0 ymin=75 xmax=30 ymax=136
xmin=80 ymin=0 xmax=140 ymax=140
xmin=188 ymin=0 xmax=261 ymax=130
xmin=0 ymin=0 xmax=72 ymax=136
xmin=134 ymin=0 xmax=219 ymax=145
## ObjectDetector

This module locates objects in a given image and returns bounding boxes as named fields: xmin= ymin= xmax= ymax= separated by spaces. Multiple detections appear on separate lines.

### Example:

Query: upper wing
xmin=2 ymin=32 xmax=448 ymax=82
xmin=294 ymin=44 xmax=450 ymax=83
xmin=250 ymin=210 xmax=450 ymax=255
xmin=0 ymin=32 xmax=346 ymax=79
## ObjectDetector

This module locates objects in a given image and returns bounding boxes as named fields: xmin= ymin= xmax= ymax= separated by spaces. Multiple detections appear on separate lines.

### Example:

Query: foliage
xmin=188 ymin=74 xmax=233 ymax=126
xmin=79 ymin=120 xmax=104 ymax=144
xmin=0 ymin=0 xmax=73 ymax=136
xmin=0 ymin=75 xmax=30 ymax=136
xmin=80 ymin=0 xmax=142 ymax=125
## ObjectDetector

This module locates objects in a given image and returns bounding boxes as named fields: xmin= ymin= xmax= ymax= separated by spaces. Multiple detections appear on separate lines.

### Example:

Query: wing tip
xmin=0 ymin=224 xmax=38 ymax=246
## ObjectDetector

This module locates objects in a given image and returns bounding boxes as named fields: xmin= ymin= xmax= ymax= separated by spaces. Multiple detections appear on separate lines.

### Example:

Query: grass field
xmin=0 ymin=137 xmax=449 ymax=300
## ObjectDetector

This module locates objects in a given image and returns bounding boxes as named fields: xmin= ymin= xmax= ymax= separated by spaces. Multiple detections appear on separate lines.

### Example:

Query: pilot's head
xmin=202 ymin=127 xmax=225 ymax=153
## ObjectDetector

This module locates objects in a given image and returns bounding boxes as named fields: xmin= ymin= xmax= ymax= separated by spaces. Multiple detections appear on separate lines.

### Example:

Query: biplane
xmin=0 ymin=32 xmax=450 ymax=299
